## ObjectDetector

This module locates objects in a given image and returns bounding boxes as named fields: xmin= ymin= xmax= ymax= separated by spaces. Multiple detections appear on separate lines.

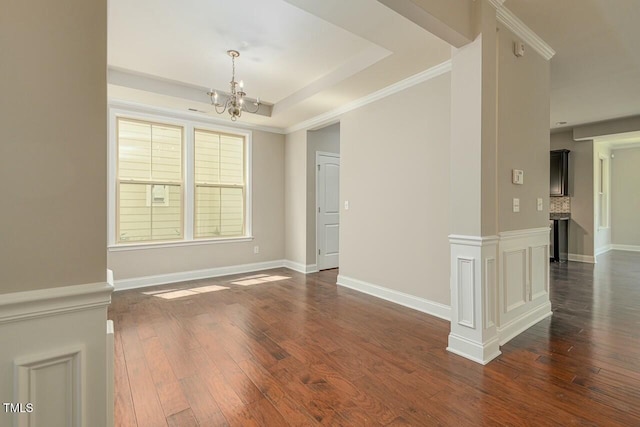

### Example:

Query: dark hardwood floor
xmin=109 ymin=250 xmax=640 ymax=426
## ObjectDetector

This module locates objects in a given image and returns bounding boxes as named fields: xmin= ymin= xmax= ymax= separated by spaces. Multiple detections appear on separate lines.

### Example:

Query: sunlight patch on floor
xmin=143 ymin=284 xmax=230 ymax=299
xmin=231 ymin=274 xmax=291 ymax=286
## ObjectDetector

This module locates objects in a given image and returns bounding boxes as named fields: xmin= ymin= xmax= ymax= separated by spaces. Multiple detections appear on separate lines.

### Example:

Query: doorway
xmin=316 ymin=152 xmax=340 ymax=270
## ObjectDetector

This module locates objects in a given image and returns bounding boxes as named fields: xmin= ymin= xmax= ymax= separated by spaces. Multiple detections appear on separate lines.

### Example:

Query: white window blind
xmin=194 ymin=129 xmax=245 ymax=238
xmin=117 ymin=118 xmax=183 ymax=243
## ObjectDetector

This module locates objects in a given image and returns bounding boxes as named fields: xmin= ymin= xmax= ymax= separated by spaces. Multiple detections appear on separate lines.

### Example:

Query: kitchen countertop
xmin=550 ymin=213 xmax=571 ymax=220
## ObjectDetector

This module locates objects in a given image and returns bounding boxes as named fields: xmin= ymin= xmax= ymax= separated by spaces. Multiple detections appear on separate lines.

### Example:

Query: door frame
xmin=315 ymin=151 xmax=340 ymax=269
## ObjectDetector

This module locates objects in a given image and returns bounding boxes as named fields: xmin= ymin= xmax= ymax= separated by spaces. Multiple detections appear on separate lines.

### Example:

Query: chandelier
xmin=207 ymin=50 xmax=261 ymax=121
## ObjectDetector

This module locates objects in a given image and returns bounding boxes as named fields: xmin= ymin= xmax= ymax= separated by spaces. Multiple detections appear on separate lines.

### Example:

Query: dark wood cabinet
xmin=550 ymin=149 xmax=570 ymax=196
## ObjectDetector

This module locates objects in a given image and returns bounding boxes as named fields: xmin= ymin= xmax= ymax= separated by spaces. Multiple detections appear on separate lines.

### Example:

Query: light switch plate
xmin=344 ymin=200 xmax=349 ymax=210
xmin=537 ymin=198 xmax=543 ymax=211
xmin=513 ymin=198 xmax=520 ymax=213
xmin=512 ymin=169 xmax=524 ymax=185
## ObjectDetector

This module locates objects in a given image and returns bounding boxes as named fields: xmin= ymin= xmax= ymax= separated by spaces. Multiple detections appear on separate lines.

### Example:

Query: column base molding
xmin=447 ymin=333 xmax=501 ymax=365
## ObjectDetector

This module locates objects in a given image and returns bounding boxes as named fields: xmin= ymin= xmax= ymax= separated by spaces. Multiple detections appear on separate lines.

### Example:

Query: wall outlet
xmin=537 ymin=198 xmax=543 ymax=211
xmin=253 ymin=245 xmax=259 ymax=254
xmin=344 ymin=200 xmax=349 ymax=210
xmin=513 ymin=198 xmax=520 ymax=213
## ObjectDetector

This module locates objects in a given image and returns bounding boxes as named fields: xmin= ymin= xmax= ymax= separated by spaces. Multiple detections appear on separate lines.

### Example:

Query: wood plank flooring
xmin=110 ymin=250 xmax=640 ymax=426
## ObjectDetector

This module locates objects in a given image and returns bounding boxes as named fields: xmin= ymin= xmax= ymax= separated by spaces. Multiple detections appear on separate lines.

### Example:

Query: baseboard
xmin=447 ymin=334 xmax=501 ymax=365
xmin=497 ymin=302 xmax=552 ymax=346
xmin=610 ymin=244 xmax=640 ymax=253
xmin=568 ymin=253 xmax=596 ymax=263
xmin=336 ymin=274 xmax=451 ymax=321
xmin=283 ymin=260 xmax=318 ymax=274
xmin=114 ymin=260 xmax=286 ymax=291
xmin=595 ymin=245 xmax=612 ymax=256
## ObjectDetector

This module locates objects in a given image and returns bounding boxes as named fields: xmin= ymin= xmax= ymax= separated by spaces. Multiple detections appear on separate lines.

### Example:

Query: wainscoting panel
xmin=484 ymin=258 xmax=496 ymax=329
xmin=503 ymin=249 xmax=527 ymax=313
xmin=497 ymin=228 xmax=553 ymax=345
xmin=530 ymin=245 xmax=549 ymax=300
xmin=0 ymin=278 xmax=113 ymax=427
xmin=457 ymin=257 xmax=475 ymax=328
xmin=15 ymin=346 xmax=84 ymax=427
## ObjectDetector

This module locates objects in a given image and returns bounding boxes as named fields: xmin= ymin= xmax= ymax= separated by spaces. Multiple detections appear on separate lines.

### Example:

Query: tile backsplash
xmin=550 ymin=196 xmax=571 ymax=213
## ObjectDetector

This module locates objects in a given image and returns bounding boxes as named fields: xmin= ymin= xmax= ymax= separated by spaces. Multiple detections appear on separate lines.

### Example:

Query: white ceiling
xmin=109 ymin=0 xmax=640 ymax=132
xmin=108 ymin=0 xmax=450 ymax=130
xmin=505 ymin=0 xmax=640 ymax=130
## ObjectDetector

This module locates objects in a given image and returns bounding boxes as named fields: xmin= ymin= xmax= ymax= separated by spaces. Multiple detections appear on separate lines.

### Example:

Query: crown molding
xmin=108 ymin=99 xmax=286 ymax=134
xmin=495 ymin=5 xmax=555 ymax=60
xmin=285 ymin=60 xmax=452 ymax=134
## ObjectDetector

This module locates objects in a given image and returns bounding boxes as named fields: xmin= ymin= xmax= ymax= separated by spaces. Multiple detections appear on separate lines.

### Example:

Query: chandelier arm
xmin=213 ymin=101 xmax=227 ymax=115
xmin=243 ymin=101 xmax=261 ymax=114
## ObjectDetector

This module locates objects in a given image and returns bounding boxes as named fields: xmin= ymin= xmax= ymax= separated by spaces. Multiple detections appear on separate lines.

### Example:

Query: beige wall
xmin=611 ymin=147 xmax=640 ymax=247
xmin=284 ymin=130 xmax=308 ymax=265
xmin=306 ymin=124 xmax=341 ymax=265
xmin=108 ymin=130 xmax=285 ymax=279
xmin=450 ymin=34 xmax=487 ymax=237
xmin=0 ymin=0 xmax=107 ymax=293
xmin=496 ymin=23 xmax=551 ymax=233
xmin=594 ymin=143 xmax=612 ymax=251
xmin=340 ymin=74 xmax=451 ymax=305
xmin=550 ymin=132 xmax=595 ymax=257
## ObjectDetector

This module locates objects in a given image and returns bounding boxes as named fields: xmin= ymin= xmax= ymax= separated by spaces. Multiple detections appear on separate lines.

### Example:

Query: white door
xmin=317 ymin=153 xmax=340 ymax=270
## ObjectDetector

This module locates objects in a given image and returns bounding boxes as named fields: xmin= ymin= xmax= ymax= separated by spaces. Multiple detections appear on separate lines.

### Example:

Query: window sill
xmin=108 ymin=236 xmax=254 ymax=252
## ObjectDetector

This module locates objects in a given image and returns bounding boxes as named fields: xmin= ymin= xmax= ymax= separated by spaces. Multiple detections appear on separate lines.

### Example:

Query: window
xmin=117 ymin=118 xmax=183 ymax=243
xmin=194 ymin=129 xmax=246 ymax=238
xmin=111 ymin=111 xmax=251 ymax=247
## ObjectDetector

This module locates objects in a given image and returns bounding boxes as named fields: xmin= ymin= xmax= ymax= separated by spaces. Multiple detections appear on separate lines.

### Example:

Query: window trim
xmin=597 ymin=154 xmax=609 ymax=230
xmin=108 ymin=106 xmax=253 ymax=249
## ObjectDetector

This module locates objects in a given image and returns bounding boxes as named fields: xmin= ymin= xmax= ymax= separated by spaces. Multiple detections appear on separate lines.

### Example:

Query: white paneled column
xmin=447 ymin=0 xmax=501 ymax=364
xmin=448 ymin=236 xmax=500 ymax=364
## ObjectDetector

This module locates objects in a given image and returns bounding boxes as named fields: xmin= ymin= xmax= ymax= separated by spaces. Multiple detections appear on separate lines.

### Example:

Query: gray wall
xmin=550 ymin=131 xmax=595 ymax=257
xmin=611 ymin=147 xmax=640 ymax=247
xmin=108 ymin=130 xmax=285 ymax=280
xmin=0 ymin=0 xmax=107 ymax=293
xmin=284 ymin=130 xmax=308 ymax=265
xmin=340 ymin=73 xmax=451 ymax=305
xmin=496 ymin=23 xmax=551 ymax=233
xmin=306 ymin=124 xmax=340 ymax=266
